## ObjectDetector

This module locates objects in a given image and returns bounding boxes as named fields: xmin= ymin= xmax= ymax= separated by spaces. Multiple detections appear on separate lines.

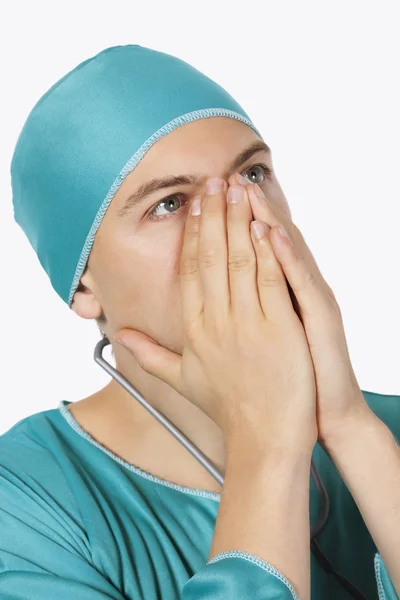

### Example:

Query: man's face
xmin=72 ymin=117 xmax=292 ymax=356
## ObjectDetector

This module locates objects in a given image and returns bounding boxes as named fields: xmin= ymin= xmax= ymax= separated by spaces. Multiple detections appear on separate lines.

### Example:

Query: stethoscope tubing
xmin=94 ymin=336 xmax=368 ymax=600
xmin=94 ymin=336 xmax=328 ymax=538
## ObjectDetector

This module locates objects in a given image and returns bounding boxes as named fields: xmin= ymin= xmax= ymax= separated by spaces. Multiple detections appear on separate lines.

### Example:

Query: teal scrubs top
xmin=0 ymin=389 xmax=399 ymax=599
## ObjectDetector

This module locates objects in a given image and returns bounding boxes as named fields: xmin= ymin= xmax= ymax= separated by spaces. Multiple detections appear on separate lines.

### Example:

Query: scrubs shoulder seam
xmin=58 ymin=400 xmax=221 ymax=502
xmin=374 ymin=553 xmax=387 ymax=600
xmin=208 ymin=550 xmax=300 ymax=599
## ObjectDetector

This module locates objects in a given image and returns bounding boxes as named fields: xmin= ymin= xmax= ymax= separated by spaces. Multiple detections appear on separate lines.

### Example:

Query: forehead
xmin=127 ymin=118 xmax=267 ymax=181
xmin=143 ymin=117 xmax=264 ymax=167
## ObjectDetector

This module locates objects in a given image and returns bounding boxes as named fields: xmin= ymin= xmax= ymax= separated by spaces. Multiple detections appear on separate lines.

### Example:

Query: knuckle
xmin=180 ymin=257 xmax=199 ymax=277
xmin=257 ymin=252 xmax=283 ymax=287
xmin=292 ymin=264 xmax=316 ymax=296
xmin=198 ymin=247 xmax=219 ymax=269
xmin=228 ymin=252 xmax=255 ymax=272
xmin=303 ymin=267 xmax=316 ymax=287
xmin=258 ymin=273 xmax=281 ymax=288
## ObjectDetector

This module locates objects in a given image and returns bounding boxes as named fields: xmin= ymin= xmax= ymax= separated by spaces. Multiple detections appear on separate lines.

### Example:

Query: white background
xmin=0 ymin=1 xmax=399 ymax=434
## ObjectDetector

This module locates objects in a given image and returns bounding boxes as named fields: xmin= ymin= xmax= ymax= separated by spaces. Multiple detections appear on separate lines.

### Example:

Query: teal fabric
xmin=375 ymin=554 xmax=398 ymax=600
xmin=10 ymin=44 xmax=263 ymax=308
xmin=0 ymin=389 xmax=399 ymax=599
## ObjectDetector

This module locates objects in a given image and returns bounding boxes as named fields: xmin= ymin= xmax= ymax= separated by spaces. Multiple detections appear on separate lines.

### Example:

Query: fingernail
xmin=235 ymin=173 xmax=248 ymax=186
xmin=277 ymin=225 xmax=289 ymax=239
xmin=251 ymin=221 xmax=266 ymax=240
xmin=206 ymin=177 xmax=224 ymax=194
xmin=114 ymin=337 xmax=126 ymax=347
xmin=191 ymin=195 xmax=202 ymax=216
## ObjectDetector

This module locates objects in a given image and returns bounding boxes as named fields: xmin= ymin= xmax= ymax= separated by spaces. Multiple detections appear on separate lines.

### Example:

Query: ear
xmin=70 ymin=268 xmax=103 ymax=320
xmin=71 ymin=287 xmax=104 ymax=320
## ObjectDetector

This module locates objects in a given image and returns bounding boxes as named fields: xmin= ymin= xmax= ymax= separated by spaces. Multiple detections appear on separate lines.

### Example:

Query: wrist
xmin=321 ymin=403 xmax=390 ymax=456
xmin=225 ymin=417 xmax=317 ymax=462
xmin=225 ymin=435 xmax=314 ymax=474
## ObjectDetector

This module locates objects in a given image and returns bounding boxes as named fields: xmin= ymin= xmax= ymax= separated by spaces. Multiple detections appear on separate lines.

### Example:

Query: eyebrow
xmin=116 ymin=140 xmax=271 ymax=219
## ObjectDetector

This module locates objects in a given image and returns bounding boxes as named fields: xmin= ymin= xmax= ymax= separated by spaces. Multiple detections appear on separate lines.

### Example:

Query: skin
xmin=70 ymin=116 xmax=292 ymax=495
xmin=70 ymin=116 xmax=400 ymax=592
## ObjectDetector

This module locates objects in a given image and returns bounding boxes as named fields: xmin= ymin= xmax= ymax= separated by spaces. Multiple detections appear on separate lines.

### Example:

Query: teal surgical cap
xmin=11 ymin=44 xmax=264 ymax=307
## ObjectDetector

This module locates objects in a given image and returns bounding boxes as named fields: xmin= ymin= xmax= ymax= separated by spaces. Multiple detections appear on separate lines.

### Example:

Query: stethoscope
xmin=94 ymin=336 xmax=369 ymax=599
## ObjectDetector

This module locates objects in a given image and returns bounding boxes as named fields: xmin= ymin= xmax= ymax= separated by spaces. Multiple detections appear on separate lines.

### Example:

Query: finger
xmin=199 ymin=177 xmax=230 ymax=332
xmin=247 ymin=182 xmax=326 ymax=289
xmin=226 ymin=183 xmax=263 ymax=321
xmin=249 ymin=220 xmax=299 ymax=323
xmin=179 ymin=193 xmax=204 ymax=335
xmin=270 ymin=224 xmax=324 ymax=320
xmin=246 ymin=182 xmax=285 ymax=229
xmin=114 ymin=329 xmax=182 ymax=394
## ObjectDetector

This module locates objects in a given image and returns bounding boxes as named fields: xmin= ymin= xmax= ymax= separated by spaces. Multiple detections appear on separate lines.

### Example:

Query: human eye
xmin=147 ymin=193 xmax=190 ymax=222
xmin=242 ymin=163 xmax=274 ymax=185
xmin=147 ymin=163 xmax=273 ymax=222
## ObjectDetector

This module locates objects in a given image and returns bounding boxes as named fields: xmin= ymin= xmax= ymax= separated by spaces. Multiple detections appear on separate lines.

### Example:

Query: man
xmin=1 ymin=43 xmax=399 ymax=599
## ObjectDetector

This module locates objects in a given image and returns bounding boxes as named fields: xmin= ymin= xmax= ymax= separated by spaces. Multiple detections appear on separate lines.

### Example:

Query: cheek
xmin=98 ymin=225 xmax=184 ymax=307
xmin=134 ymin=223 xmax=186 ymax=275
xmin=121 ymin=233 xmax=181 ymax=298
xmin=265 ymin=186 xmax=292 ymax=221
